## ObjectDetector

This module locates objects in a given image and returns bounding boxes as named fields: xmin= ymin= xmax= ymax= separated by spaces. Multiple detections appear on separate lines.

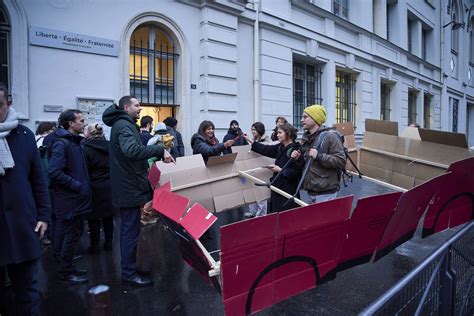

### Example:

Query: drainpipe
xmin=253 ymin=0 xmax=260 ymax=122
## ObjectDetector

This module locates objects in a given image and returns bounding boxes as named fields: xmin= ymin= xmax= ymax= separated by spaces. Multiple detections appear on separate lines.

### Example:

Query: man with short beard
xmin=0 ymin=82 xmax=50 ymax=314
xmin=103 ymin=95 xmax=172 ymax=287
xmin=139 ymin=115 xmax=153 ymax=145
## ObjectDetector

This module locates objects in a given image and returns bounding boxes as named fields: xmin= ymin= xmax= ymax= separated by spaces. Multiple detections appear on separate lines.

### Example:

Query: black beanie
xmin=164 ymin=117 xmax=178 ymax=128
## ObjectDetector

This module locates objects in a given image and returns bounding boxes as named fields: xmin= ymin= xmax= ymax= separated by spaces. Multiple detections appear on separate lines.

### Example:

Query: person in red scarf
xmin=191 ymin=120 xmax=234 ymax=164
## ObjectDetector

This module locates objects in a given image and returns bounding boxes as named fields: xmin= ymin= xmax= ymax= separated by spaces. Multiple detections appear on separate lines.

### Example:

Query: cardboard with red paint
xmin=180 ymin=203 xmax=217 ymax=239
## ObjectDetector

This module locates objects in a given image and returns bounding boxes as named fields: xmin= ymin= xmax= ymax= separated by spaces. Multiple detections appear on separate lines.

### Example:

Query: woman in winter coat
xmin=245 ymin=122 xmax=272 ymax=218
xmin=191 ymin=120 xmax=234 ymax=164
xmin=83 ymin=123 xmax=118 ymax=253
xmin=270 ymin=116 xmax=288 ymax=141
xmin=245 ymin=122 xmax=303 ymax=213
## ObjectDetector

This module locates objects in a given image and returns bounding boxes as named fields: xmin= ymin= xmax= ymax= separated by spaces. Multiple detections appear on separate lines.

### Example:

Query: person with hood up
xmin=83 ymin=123 xmax=118 ymax=254
xmin=191 ymin=120 xmax=234 ymax=164
xmin=290 ymin=104 xmax=346 ymax=204
xmin=48 ymin=109 xmax=92 ymax=284
xmin=223 ymin=120 xmax=247 ymax=154
xmin=147 ymin=122 xmax=177 ymax=160
xmin=102 ymin=95 xmax=172 ymax=287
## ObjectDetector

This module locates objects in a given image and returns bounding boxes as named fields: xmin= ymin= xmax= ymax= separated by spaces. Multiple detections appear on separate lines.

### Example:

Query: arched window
xmin=0 ymin=5 xmax=10 ymax=88
xmin=129 ymin=24 xmax=179 ymax=121
xmin=451 ymin=0 xmax=460 ymax=54
xmin=470 ymin=16 xmax=474 ymax=65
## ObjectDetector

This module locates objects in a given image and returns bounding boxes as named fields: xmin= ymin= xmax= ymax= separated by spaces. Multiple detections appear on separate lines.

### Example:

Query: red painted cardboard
xmin=147 ymin=163 xmax=161 ymax=188
xmin=152 ymin=189 xmax=189 ymax=223
xmin=180 ymin=203 xmax=217 ymax=239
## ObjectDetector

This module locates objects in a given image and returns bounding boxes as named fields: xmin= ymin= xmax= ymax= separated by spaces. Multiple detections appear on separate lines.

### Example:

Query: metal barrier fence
xmin=361 ymin=222 xmax=474 ymax=316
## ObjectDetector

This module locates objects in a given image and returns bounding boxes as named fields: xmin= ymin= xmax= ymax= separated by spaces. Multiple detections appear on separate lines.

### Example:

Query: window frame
xmin=0 ymin=5 xmax=10 ymax=90
xmin=335 ymin=70 xmax=357 ymax=126
xmin=408 ymin=89 xmax=418 ymax=125
xmin=380 ymin=82 xmax=391 ymax=121
xmin=293 ymin=61 xmax=323 ymax=129
xmin=332 ymin=0 xmax=348 ymax=19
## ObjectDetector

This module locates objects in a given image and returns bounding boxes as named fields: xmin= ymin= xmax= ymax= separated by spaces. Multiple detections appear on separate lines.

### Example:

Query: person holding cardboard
xmin=103 ymin=96 xmax=173 ymax=287
xmin=191 ymin=120 xmax=234 ymax=164
xmin=291 ymin=104 xmax=346 ymax=204
xmin=223 ymin=120 xmax=248 ymax=154
xmin=0 ymin=82 xmax=51 ymax=315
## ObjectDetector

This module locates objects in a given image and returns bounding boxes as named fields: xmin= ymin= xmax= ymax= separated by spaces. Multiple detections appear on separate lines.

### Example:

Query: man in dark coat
xmin=0 ymin=82 xmax=51 ymax=315
xmin=48 ymin=109 xmax=92 ymax=284
xmin=103 ymin=95 xmax=172 ymax=287
xmin=223 ymin=120 xmax=247 ymax=154
xmin=139 ymin=115 xmax=153 ymax=145
xmin=163 ymin=117 xmax=185 ymax=157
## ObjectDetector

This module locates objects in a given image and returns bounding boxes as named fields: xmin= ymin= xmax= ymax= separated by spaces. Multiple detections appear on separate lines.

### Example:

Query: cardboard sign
xmin=180 ymin=203 xmax=217 ymax=239
xmin=147 ymin=163 xmax=161 ymax=188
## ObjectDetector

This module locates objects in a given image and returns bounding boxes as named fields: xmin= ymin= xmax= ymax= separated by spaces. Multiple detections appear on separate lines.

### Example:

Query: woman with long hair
xmin=245 ymin=122 xmax=303 ymax=213
xmin=190 ymin=120 xmax=234 ymax=164
xmin=270 ymin=116 xmax=288 ymax=141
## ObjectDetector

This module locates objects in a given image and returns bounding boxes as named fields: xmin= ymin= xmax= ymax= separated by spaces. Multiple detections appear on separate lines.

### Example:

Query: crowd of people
xmin=0 ymin=81 xmax=346 ymax=314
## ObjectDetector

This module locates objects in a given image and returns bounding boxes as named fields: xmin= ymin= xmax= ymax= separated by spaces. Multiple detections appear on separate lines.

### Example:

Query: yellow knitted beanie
xmin=304 ymin=104 xmax=326 ymax=126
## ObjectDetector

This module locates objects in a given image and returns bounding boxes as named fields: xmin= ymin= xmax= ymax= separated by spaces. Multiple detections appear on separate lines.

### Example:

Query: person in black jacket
xmin=0 ymin=83 xmax=51 ymax=315
xmin=83 ymin=123 xmax=118 ymax=254
xmin=139 ymin=115 xmax=153 ymax=145
xmin=48 ymin=109 xmax=92 ymax=284
xmin=191 ymin=120 xmax=234 ymax=164
xmin=163 ymin=117 xmax=185 ymax=157
xmin=102 ymin=96 xmax=173 ymax=287
xmin=223 ymin=120 xmax=247 ymax=154
xmin=270 ymin=116 xmax=288 ymax=141
xmin=245 ymin=122 xmax=303 ymax=213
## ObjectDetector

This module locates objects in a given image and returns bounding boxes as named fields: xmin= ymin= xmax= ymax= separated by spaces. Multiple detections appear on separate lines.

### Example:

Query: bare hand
xmin=163 ymin=150 xmax=175 ymax=164
xmin=224 ymin=139 xmax=235 ymax=148
xmin=35 ymin=221 xmax=48 ymax=239
xmin=309 ymin=148 xmax=318 ymax=159
xmin=291 ymin=150 xmax=301 ymax=160
xmin=268 ymin=164 xmax=281 ymax=173
xmin=243 ymin=133 xmax=252 ymax=144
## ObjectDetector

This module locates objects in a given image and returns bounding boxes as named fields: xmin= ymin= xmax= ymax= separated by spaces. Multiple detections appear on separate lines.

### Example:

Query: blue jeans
xmin=120 ymin=207 xmax=141 ymax=279
xmin=302 ymin=191 xmax=337 ymax=204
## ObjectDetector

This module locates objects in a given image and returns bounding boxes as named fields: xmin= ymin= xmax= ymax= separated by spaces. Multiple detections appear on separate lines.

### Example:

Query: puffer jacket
xmin=301 ymin=126 xmax=346 ymax=195
xmin=190 ymin=133 xmax=226 ymax=164
xmin=102 ymin=104 xmax=165 ymax=208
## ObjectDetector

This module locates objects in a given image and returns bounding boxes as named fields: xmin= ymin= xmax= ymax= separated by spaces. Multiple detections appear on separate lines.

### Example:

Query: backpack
xmin=315 ymin=129 xmax=363 ymax=187
xmin=38 ymin=138 xmax=67 ymax=187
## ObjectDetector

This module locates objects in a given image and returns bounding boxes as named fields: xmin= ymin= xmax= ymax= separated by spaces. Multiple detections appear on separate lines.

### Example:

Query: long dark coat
xmin=102 ymin=104 xmax=165 ymax=208
xmin=82 ymin=139 xmax=118 ymax=219
xmin=190 ymin=133 xmax=226 ymax=164
xmin=251 ymin=141 xmax=303 ymax=213
xmin=0 ymin=125 xmax=51 ymax=266
xmin=48 ymin=127 xmax=92 ymax=219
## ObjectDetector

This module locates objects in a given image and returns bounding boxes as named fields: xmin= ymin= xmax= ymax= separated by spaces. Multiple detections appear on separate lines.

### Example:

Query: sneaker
xmin=244 ymin=212 xmax=255 ymax=219
xmin=140 ymin=214 xmax=157 ymax=226
xmin=41 ymin=237 xmax=52 ymax=245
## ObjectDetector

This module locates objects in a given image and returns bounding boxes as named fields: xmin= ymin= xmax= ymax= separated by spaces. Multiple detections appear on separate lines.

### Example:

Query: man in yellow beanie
xmin=291 ymin=104 xmax=346 ymax=204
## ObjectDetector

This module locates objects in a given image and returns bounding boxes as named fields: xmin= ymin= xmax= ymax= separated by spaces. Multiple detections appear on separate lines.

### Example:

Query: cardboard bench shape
xmin=360 ymin=119 xmax=473 ymax=189
xmin=155 ymin=145 xmax=274 ymax=212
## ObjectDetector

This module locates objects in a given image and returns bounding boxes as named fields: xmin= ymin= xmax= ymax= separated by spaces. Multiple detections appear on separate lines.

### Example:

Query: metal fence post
xmin=439 ymin=248 xmax=455 ymax=316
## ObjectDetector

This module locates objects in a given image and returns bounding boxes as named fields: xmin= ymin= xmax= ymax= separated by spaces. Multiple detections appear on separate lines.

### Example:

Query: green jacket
xmin=102 ymin=104 xmax=164 ymax=208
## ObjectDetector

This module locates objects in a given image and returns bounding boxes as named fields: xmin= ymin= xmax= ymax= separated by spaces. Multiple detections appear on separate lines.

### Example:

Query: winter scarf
xmin=0 ymin=107 xmax=19 ymax=176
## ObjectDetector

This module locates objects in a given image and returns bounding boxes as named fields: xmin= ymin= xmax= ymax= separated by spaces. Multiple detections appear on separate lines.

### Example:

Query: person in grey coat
xmin=103 ymin=95 xmax=172 ymax=287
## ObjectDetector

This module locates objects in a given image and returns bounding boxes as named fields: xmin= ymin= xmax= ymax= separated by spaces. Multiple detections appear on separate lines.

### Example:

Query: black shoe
xmin=103 ymin=241 xmax=113 ymax=251
xmin=73 ymin=268 xmax=87 ymax=275
xmin=59 ymin=273 xmax=88 ymax=284
xmin=122 ymin=275 xmax=153 ymax=287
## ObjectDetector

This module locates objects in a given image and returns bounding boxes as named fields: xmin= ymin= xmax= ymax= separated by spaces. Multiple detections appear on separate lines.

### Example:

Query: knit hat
xmin=304 ymin=104 xmax=326 ymax=126
xmin=230 ymin=120 xmax=239 ymax=126
xmin=154 ymin=122 xmax=167 ymax=135
xmin=163 ymin=117 xmax=177 ymax=128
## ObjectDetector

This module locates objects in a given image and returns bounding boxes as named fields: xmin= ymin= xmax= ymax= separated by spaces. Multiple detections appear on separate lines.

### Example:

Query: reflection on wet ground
xmin=36 ymin=178 xmax=460 ymax=315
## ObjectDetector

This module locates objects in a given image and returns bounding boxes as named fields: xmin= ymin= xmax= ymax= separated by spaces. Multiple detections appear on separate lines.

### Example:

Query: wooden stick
xmin=238 ymin=170 xmax=308 ymax=207
xmin=195 ymin=239 xmax=217 ymax=267
xmin=171 ymin=167 xmax=264 ymax=192
xmin=348 ymin=171 xmax=408 ymax=192
xmin=360 ymin=146 xmax=449 ymax=169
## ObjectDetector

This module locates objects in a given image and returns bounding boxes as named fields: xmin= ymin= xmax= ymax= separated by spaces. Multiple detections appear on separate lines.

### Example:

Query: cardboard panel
xmin=153 ymin=189 xmax=190 ymax=223
xmin=169 ymin=167 xmax=210 ymax=189
xmin=211 ymin=177 xmax=243 ymax=197
xmin=391 ymin=172 xmax=415 ymax=189
xmin=207 ymin=152 xmax=238 ymax=166
xmin=338 ymin=192 xmax=402 ymax=265
xmin=362 ymin=132 xmax=398 ymax=152
xmin=156 ymin=154 xmax=205 ymax=174
xmin=400 ymin=126 xmax=421 ymax=140
xmin=360 ymin=163 xmax=393 ymax=183
xmin=214 ymin=191 xmax=245 ymax=212
xmin=180 ymin=203 xmax=217 ymax=239
xmin=147 ymin=163 xmax=161 ymax=188
xmin=232 ymin=144 xmax=262 ymax=161
xmin=360 ymin=150 xmax=394 ymax=170
xmin=418 ymin=128 xmax=468 ymax=148
xmin=365 ymin=119 xmax=398 ymax=136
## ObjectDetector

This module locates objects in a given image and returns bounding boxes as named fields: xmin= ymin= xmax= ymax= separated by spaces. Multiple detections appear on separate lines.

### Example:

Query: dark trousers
xmin=120 ymin=207 xmax=140 ymax=279
xmin=88 ymin=216 xmax=114 ymax=246
xmin=0 ymin=259 xmax=40 ymax=316
xmin=57 ymin=215 xmax=84 ymax=275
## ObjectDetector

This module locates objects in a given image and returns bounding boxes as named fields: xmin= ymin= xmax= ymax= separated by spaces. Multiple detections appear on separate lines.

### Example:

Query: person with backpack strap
xmin=291 ymin=104 xmax=346 ymax=204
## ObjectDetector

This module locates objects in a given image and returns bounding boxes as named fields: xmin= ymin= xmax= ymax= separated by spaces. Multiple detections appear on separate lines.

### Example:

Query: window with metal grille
xmin=408 ymin=90 xmax=418 ymax=125
xmin=380 ymin=83 xmax=391 ymax=121
xmin=0 ymin=5 xmax=9 ymax=89
xmin=451 ymin=3 xmax=459 ymax=54
xmin=335 ymin=70 xmax=356 ymax=125
xmin=470 ymin=17 xmax=474 ymax=65
xmin=423 ymin=93 xmax=432 ymax=129
xmin=129 ymin=25 xmax=178 ymax=108
xmin=293 ymin=61 xmax=322 ymax=129
xmin=451 ymin=97 xmax=459 ymax=132
xmin=333 ymin=0 xmax=348 ymax=19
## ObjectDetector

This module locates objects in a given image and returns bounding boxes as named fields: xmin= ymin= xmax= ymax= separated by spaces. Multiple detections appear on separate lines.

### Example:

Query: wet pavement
xmin=34 ymin=178 xmax=461 ymax=315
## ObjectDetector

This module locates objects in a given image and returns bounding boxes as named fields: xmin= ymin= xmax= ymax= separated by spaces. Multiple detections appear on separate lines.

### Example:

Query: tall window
xmin=0 ymin=5 xmax=9 ymax=88
xmin=408 ymin=90 xmax=417 ymax=125
xmin=451 ymin=2 xmax=459 ymax=54
xmin=335 ymin=70 xmax=356 ymax=125
xmin=407 ymin=18 xmax=414 ymax=54
xmin=380 ymin=83 xmax=391 ymax=121
xmin=129 ymin=24 xmax=178 ymax=114
xmin=470 ymin=17 xmax=474 ymax=65
xmin=333 ymin=0 xmax=348 ymax=19
xmin=451 ymin=97 xmax=459 ymax=132
xmin=423 ymin=93 xmax=432 ymax=129
xmin=421 ymin=29 xmax=427 ymax=60
xmin=293 ymin=61 xmax=322 ymax=129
